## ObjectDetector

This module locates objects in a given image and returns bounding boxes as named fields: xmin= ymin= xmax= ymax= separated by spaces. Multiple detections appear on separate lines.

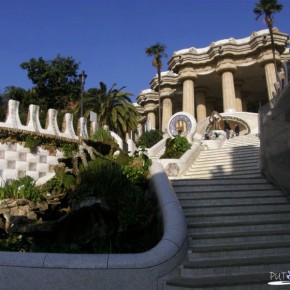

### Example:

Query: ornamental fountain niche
xmin=167 ymin=112 xmax=197 ymax=142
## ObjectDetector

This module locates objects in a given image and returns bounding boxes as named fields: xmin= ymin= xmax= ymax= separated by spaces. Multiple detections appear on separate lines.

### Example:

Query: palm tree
xmin=84 ymin=82 xmax=140 ymax=138
xmin=253 ymin=0 xmax=283 ymax=83
xmin=145 ymin=43 xmax=167 ymax=130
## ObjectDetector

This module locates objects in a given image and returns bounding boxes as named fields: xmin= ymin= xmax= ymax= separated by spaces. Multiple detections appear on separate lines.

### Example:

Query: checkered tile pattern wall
xmin=0 ymin=143 xmax=63 ymax=184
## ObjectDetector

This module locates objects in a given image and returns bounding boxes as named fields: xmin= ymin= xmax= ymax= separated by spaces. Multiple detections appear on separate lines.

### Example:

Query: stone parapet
xmin=0 ymin=162 xmax=188 ymax=290
xmin=2 ymin=100 xmax=82 ymax=139
xmin=0 ymin=99 xmax=133 ymax=184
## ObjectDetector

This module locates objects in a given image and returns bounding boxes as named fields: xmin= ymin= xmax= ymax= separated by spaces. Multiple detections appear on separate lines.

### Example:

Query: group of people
xmin=224 ymin=121 xmax=240 ymax=139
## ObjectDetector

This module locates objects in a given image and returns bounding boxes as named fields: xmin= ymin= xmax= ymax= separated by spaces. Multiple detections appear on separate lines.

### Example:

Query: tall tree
xmin=253 ymin=0 xmax=283 ymax=83
xmin=84 ymin=82 xmax=140 ymax=137
xmin=145 ymin=43 xmax=167 ymax=130
xmin=20 ymin=55 xmax=81 ymax=110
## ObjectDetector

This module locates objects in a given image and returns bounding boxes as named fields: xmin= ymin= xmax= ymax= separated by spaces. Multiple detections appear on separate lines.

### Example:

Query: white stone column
xmin=221 ymin=71 xmax=236 ymax=113
xmin=235 ymin=82 xmax=243 ymax=112
xmin=147 ymin=111 xmax=156 ymax=130
xmin=162 ymin=96 xmax=172 ymax=132
xmin=137 ymin=123 xmax=143 ymax=137
xmin=264 ymin=62 xmax=277 ymax=100
xmin=195 ymin=89 xmax=207 ymax=122
xmin=179 ymin=69 xmax=197 ymax=117
xmin=217 ymin=61 xmax=237 ymax=113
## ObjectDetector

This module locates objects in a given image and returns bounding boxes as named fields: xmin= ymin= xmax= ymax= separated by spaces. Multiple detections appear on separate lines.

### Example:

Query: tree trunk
xmin=266 ymin=15 xmax=280 ymax=86
xmin=157 ymin=69 xmax=161 ymax=131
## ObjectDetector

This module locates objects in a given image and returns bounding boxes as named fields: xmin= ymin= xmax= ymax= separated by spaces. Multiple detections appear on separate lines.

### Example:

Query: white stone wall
xmin=0 ymin=142 xmax=63 ymax=185
xmin=0 ymin=99 xmax=138 ymax=184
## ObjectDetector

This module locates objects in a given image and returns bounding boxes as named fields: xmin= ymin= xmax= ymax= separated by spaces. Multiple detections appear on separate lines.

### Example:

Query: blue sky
xmin=1 ymin=0 xmax=289 ymax=102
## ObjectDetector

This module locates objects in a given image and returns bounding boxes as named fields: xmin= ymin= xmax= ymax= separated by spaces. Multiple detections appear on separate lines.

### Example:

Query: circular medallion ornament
xmin=167 ymin=112 xmax=197 ymax=141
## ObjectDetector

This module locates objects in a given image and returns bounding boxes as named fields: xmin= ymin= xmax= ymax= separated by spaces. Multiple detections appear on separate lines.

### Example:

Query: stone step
xmin=172 ymin=177 xmax=269 ymax=186
xmin=224 ymin=142 xmax=260 ymax=146
xmin=179 ymin=196 xmax=289 ymax=207
xmin=191 ymin=153 xmax=259 ymax=162
xmin=188 ymin=157 xmax=259 ymax=169
xmin=185 ymin=207 xmax=290 ymax=218
xmin=180 ymin=255 xmax=290 ymax=276
xmin=182 ymin=171 xmax=261 ymax=180
xmin=188 ymin=240 xmax=290 ymax=259
xmin=184 ymin=202 xmax=290 ymax=214
xmin=177 ymin=189 xmax=283 ymax=199
xmin=187 ymin=163 xmax=259 ymax=174
xmin=174 ymin=182 xmax=279 ymax=193
xmin=189 ymin=230 xmax=290 ymax=247
xmin=223 ymin=141 xmax=260 ymax=147
xmin=180 ymin=172 xmax=263 ymax=179
xmin=186 ymin=211 xmax=290 ymax=224
xmin=163 ymin=134 xmax=290 ymax=289
xmin=187 ymin=220 xmax=290 ymax=235
xmin=165 ymin=264 xmax=290 ymax=289
xmin=224 ymin=139 xmax=260 ymax=145
xmin=198 ymin=147 xmax=259 ymax=156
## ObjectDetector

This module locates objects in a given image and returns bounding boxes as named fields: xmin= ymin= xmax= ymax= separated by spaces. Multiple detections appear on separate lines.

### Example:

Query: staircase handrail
xmin=146 ymin=135 xmax=168 ymax=158
xmin=0 ymin=162 xmax=188 ymax=290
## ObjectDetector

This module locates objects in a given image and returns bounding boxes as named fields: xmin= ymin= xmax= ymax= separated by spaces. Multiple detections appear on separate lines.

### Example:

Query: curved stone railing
xmin=159 ymin=142 xmax=201 ymax=178
xmin=3 ymin=99 xmax=82 ymax=139
xmin=146 ymin=135 xmax=168 ymax=158
xmin=0 ymin=99 xmax=126 ymax=149
xmin=0 ymin=162 xmax=188 ymax=290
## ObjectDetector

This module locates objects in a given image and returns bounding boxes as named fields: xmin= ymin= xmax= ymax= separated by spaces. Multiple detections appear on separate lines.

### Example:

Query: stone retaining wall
xmin=0 ymin=163 xmax=188 ymax=290
xmin=0 ymin=99 xmax=132 ymax=184
xmin=0 ymin=143 xmax=62 ymax=184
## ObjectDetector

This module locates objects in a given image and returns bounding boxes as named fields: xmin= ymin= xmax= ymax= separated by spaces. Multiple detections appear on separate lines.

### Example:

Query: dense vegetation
xmin=161 ymin=136 xmax=191 ymax=159
xmin=0 ymin=130 xmax=162 ymax=254
xmin=137 ymin=129 xmax=163 ymax=148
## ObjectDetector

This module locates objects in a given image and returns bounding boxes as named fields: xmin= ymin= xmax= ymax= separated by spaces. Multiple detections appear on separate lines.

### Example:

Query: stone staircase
xmin=150 ymin=147 xmax=166 ymax=161
xmin=163 ymin=134 xmax=290 ymax=289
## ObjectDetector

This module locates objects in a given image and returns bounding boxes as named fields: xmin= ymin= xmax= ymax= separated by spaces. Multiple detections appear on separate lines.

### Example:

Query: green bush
xmin=137 ymin=130 xmax=163 ymax=148
xmin=24 ymin=135 xmax=42 ymax=153
xmin=0 ymin=176 xmax=42 ymax=201
xmin=161 ymin=136 xmax=191 ymax=159
xmin=75 ymin=159 xmax=128 ymax=201
xmin=71 ymin=157 xmax=161 ymax=253
xmin=0 ymin=234 xmax=31 ymax=252
xmin=59 ymin=143 xmax=78 ymax=158
xmin=91 ymin=128 xmax=114 ymax=142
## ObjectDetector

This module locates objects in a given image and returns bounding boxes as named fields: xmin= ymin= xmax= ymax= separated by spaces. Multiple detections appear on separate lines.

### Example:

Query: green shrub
xmin=0 ymin=176 xmax=42 ymax=201
xmin=91 ymin=128 xmax=114 ymax=142
xmin=0 ymin=234 xmax=31 ymax=252
xmin=161 ymin=136 xmax=191 ymax=159
xmin=76 ymin=158 xmax=128 ymax=201
xmin=24 ymin=135 xmax=42 ymax=153
xmin=137 ymin=130 xmax=163 ymax=148
xmin=59 ymin=143 xmax=78 ymax=158
xmin=41 ymin=167 xmax=76 ymax=198
xmin=72 ymin=157 xmax=161 ymax=253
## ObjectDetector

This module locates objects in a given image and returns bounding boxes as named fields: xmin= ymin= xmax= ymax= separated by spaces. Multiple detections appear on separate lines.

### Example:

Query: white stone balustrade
xmin=1 ymin=100 xmax=80 ymax=139
xmin=0 ymin=99 xmax=137 ymax=184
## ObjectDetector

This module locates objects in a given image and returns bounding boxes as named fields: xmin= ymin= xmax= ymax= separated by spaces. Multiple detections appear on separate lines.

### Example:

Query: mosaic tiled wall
xmin=0 ymin=142 xmax=63 ymax=184
xmin=0 ymin=99 xmax=135 ymax=184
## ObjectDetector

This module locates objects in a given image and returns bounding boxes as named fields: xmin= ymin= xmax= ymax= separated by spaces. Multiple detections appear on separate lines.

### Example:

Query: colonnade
xmin=142 ymin=59 xmax=277 ymax=132
xmin=138 ymin=28 xmax=290 ymax=133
